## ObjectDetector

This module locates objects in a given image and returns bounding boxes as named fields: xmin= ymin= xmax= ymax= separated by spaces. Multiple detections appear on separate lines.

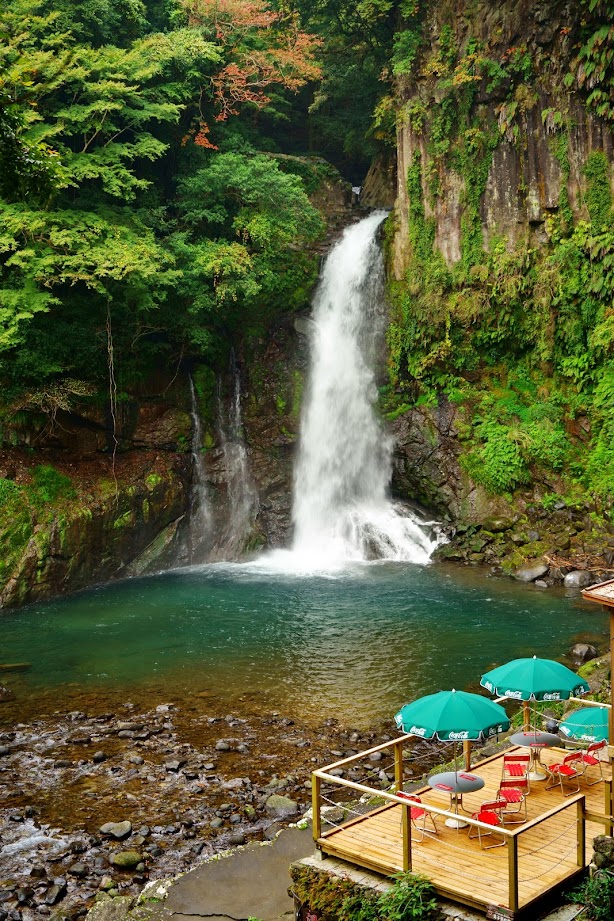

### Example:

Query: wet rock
xmin=164 ymin=759 xmax=185 ymax=772
xmin=514 ymin=563 xmax=549 ymax=583
xmin=228 ymin=832 xmax=245 ymax=846
xmin=209 ymin=817 xmax=223 ymax=828
xmin=483 ymin=517 xmax=513 ymax=533
xmin=86 ymin=894 xmax=134 ymax=920
xmin=215 ymin=740 xmax=231 ymax=752
xmin=92 ymin=751 xmax=107 ymax=763
xmin=110 ymin=850 xmax=142 ymax=869
xmin=593 ymin=835 xmax=614 ymax=869
xmin=564 ymin=570 xmax=593 ymax=588
xmin=571 ymin=643 xmax=598 ymax=663
xmin=0 ymin=745 xmax=10 ymax=756
xmin=54 ymin=759 xmax=72 ymax=768
xmin=99 ymin=821 xmax=132 ymax=840
xmin=527 ymin=530 xmax=540 ymax=542
xmin=0 ymin=687 xmax=15 ymax=703
xmin=44 ymin=882 xmax=66 ymax=905
xmin=68 ymin=862 xmax=88 ymax=878
xmin=265 ymin=794 xmax=299 ymax=817
xmin=534 ymin=580 xmax=548 ymax=588
xmin=368 ymin=751 xmax=382 ymax=762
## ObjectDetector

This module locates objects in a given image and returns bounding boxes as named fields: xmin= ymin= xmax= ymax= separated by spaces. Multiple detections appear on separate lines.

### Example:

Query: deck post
xmin=605 ymin=780 xmax=613 ymax=837
xmin=577 ymin=797 xmax=586 ymax=868
xmin=394 ymin=740 xmax=404 ymax=792
xmin=401 ymin=801 xmax=412 ymax=872
xmin=507 ymin=835 xmax=519 ymax=913
xmin=312 ymin=773 xmax=321 ymax=842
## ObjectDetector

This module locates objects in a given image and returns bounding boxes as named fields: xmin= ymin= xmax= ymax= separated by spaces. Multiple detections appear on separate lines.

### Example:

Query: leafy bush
xmin=570 ymin=868 xmax=614 ymax=921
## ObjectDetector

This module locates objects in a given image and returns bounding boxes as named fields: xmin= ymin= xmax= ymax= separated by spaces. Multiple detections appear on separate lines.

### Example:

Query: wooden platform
xmin=316 ymin=746 xmax=612 ymax=918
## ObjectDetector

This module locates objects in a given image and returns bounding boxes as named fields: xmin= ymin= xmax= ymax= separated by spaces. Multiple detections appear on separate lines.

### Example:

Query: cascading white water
xmin=187 ymin=376 xmax=213 ymax=562
xmin=216 ymin=357 xmax=258 ymax=556
xmin=291 ymin=210 xmax=439 ymax=566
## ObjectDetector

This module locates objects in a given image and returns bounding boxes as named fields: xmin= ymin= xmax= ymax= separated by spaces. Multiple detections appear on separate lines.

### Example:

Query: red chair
xmin=502 ymin=753 xmax=530 ymax=791
xmin=468 ymin=801 xmax=506 ymax=849
xmin=497 ymin=779 xmax=528 ymax=824
xmin=396 ymin=791 xmax=438 ymax=842
xmin=545 ymin=752 xmax=582 ymax=795
xmin=578 ymin=740 xmax=607 ymax=785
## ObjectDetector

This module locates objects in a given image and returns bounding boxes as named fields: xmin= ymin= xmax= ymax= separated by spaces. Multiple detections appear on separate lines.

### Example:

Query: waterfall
xmin=216 ymin=357 xmax=258 ymax=556
xmin=291 ymin=211 xmax=439 ymax=566
xmin=187 ymin=376 xmax=213 ymax=562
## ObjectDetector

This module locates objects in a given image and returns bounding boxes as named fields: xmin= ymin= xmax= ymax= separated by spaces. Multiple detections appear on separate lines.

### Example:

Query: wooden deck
xmin=314 ymin=744 xmax=613 ymax=918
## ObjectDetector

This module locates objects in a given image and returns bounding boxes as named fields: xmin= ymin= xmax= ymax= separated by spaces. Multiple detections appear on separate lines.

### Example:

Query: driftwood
xmin=544 ymin=553 xmax=612 ymax=573
xmin=0 ymin=663 xmax=31 ymax=672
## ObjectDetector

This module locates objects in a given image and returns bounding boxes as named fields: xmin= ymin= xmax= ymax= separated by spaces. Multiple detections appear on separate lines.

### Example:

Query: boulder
xmin=593 ymin=835 xmax=614 ymax=869
xmin=564 ymin=570 xmax=593 ymax=588
xmin=110 ymin=850 xmax=142 ymax=869
xmin=570 ymin=643 xmax=598 ymax=663
xmin=99 ymin=821 xmax=132 ymax=840
xmin=513 ymin=563 xmax=549 ymax=583
xmin=264 ymin=794 xmax=299 ymax=818
xmin=482 ymin=517 xmax=513 ymax=533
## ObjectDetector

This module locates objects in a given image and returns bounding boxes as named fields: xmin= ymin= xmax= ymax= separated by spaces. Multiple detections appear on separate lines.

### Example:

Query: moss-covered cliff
xmin=384 ymin=0 xmax=614 ymax=538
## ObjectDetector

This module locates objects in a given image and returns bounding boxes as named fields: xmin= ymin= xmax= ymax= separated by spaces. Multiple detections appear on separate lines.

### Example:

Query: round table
xmin=509 ymin=730 xmax=560 ymax=781
xmin=427 ymin=771 xmax=485 ymax=828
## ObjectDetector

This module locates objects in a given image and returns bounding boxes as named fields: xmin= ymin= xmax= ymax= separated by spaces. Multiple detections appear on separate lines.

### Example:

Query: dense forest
xmin=1 ymin=0 xmax=614 ymax=600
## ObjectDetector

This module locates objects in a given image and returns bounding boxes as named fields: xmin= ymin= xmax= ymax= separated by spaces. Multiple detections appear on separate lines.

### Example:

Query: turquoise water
xmin=0 ymin=561 xmax=607 ymax=725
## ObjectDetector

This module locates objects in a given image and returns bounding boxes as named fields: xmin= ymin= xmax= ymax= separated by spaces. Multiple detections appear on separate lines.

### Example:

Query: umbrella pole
xmin=463 ymin=740 xmax=472 ymax=771
xmin=523 ymin=700 xmax=530 ymax=730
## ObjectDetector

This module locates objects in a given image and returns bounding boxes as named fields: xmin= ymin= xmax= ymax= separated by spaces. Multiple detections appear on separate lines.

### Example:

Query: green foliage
xmin=291 ymin=867 xmax=437 ymax=921
xmin=377 ymin=873 xmax=438 ymax=921
xmin=30 ymin=465 xmax=76 ymax=504
xmin=570 ymin=869 xmax=614 ymax=921
xmin=569 ymin=1 xmax=614 ymax=122
xmin=584 ymin=152 xmax=613 ymax=231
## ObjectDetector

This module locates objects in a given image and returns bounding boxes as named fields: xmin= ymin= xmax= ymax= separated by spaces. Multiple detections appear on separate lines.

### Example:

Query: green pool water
xmin=0 ymin=561 xmax=607 ymax=726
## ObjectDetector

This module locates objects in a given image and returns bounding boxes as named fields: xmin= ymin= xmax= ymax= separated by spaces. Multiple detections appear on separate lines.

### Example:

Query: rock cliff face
xmin=392 ymin=0 xmax=613 ymax=278
xmin=384 ymin=0 xmax=613 ymax=526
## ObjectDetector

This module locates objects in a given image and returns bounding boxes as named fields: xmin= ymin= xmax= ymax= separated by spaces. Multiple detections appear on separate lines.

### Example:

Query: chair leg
xmin=479 ymin=826 xmax=506 ymax=850
xmin=585 ymin=762 xmax=605 ymax=786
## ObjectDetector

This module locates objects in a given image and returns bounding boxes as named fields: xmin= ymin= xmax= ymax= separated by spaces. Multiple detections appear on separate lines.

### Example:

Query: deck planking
xmin=317 ymin=746 xmax=611 ymax=915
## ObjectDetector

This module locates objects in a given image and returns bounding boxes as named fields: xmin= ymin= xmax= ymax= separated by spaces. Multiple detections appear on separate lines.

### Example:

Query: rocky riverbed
xmin=0 ymin=687 xmax=443 ymax=921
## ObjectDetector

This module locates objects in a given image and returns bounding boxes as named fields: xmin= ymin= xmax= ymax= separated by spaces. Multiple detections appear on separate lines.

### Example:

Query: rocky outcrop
xmin=0 ymin=451 xmax=189 ymax=609
xmin=392 ymin=0 xmax=613 ymax=278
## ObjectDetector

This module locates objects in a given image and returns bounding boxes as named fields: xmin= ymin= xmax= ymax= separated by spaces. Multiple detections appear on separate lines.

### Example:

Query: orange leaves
xmin=180 ymin=0 xmax=321 ymax=123
xmin=182 ymin=121 xmax=219 ymax=149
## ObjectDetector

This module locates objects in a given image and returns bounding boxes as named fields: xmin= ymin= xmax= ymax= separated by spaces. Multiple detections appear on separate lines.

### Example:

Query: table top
xmin=427 ymin=771 xmax=485 ymax=793
xmin=509 ymin=730 xmax=560 ymax=748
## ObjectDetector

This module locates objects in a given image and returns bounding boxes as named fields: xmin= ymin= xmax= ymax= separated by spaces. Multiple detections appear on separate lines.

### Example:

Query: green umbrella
xmin=559 ymin=707 xmax=608 ymax=743
xmin=394 ymin=689 xmax=510 ymax=741
xmin=480 ymin=656 xmax=589 ymax=702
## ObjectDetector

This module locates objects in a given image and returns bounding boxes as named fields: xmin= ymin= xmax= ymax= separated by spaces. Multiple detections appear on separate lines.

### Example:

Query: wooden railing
xmin=312 ymin=739 xmax=588 ymax=913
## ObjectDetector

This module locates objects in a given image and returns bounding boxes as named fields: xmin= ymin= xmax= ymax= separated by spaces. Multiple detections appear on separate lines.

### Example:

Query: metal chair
xmin=496 ymin=779 xmax=528 ymax=824
xmin=502 ymin=753 xmax=531 ymax=792
xmin=578 ymin=740 xmax=607 ymax=785
xmin=396 ymin=791 xmax=438 ymax=842
xmin=545 ymin=752 xmax=582 ymax=795
xmin=468 ymin=801 xmax=506 ymax=849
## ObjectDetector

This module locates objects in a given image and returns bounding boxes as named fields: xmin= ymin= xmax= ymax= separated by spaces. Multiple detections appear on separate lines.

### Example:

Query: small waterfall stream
xmin=186 ymin=376 xmax=213 ymax=562
xmin=215 ymin=358 xmax=258 ymax=556
xmin=290 ymin=210 xmax=439 ymax=565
